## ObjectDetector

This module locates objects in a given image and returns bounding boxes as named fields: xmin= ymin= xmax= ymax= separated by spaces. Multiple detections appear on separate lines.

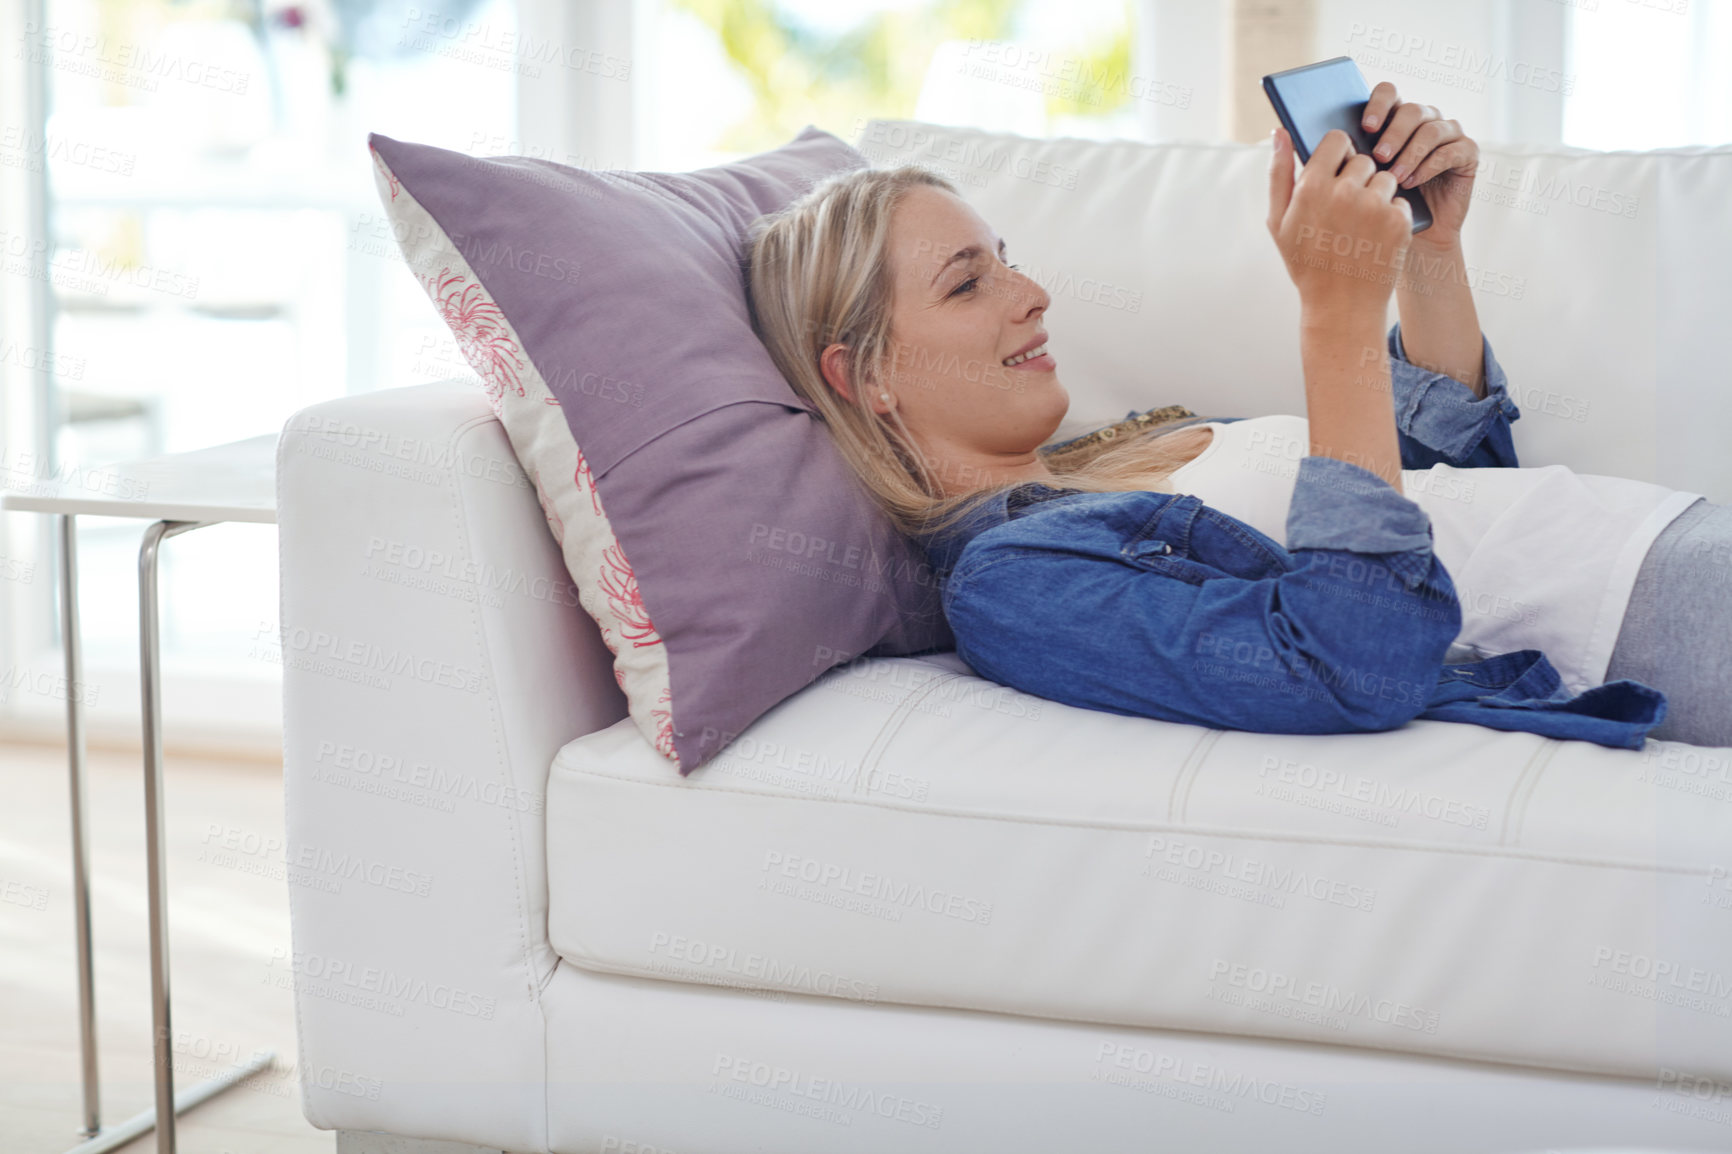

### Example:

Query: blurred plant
xmin=321 ymin=0 xmax=491 ymax=93
xmin=668 ymin=0 xmax=1135 ymax=151
xmin=213 ymin=0 xmax=489 ymax=96
xmin=666 ymin=0 xmax=1025 ymax=153
xmin=1043 ymin=0 xmax=1134 ymax=120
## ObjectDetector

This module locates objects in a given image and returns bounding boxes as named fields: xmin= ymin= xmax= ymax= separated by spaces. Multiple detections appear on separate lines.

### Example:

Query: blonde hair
xmin=745 ymin=164 xmax=1206 ymax=541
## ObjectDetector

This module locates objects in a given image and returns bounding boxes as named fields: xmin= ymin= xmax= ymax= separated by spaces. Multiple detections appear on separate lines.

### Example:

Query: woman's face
xmin=871 ymin=185 xmax=1070 ymax=494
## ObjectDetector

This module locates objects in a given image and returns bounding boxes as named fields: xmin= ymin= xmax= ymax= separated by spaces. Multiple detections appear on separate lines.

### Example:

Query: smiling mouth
xmin=1002 ymin=341 xmax=1049 ymax=367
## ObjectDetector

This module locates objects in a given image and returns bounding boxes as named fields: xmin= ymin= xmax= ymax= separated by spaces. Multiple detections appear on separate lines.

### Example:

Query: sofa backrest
xmin=856 ymin=119 xmax=1732 ymax=503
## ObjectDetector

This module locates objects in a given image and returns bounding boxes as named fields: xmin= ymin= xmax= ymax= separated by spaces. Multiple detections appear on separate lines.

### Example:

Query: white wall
xmin=1135 ymin=0 xmax=1229 ymax=141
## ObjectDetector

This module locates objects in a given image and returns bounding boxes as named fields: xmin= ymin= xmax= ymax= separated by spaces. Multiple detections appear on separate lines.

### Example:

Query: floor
xmin=0 ymin=739 xmax=333 ymax=1153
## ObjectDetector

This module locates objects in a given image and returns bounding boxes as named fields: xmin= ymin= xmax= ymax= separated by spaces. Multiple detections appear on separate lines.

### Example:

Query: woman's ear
xmin=819 ymin=343 xmax=855 ymax=403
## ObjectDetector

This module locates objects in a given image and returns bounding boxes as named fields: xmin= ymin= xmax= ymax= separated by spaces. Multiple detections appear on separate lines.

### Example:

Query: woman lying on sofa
xmin=744 ymin=84 xmax=1731 ymax=750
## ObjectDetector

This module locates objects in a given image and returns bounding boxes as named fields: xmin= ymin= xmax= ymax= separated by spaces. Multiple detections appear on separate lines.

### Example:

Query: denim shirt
xmin=913 ymin=324 xmax=1667 ymax=750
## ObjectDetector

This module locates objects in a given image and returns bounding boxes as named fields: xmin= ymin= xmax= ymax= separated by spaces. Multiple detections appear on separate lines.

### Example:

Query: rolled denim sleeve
xmin=942 ymin=503 xmax=1460 ymax=736
xmin=1389 ymin=323 xmax=1521 ymax=468
xmin=1286 ymin=455 xmax=1436 ymax=591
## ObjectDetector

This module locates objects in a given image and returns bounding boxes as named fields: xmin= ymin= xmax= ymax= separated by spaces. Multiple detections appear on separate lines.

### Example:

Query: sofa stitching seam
xmin=852 ymin=672 xmax=970 ymax=796
xmin=555 ymin=952 xmax=1695 ymax=1083
xmin=556 ymin=764 xmax=1710 ymax=875
xmin=1167 ymin=728 xmax=1222 ymax=823
xmin=450 ymin=415 xmax=555 ymax=1149
xmin=451 ymin=419 xmax=552 ymax=1000
xmin=1500 ymin=738 xmax=1563 ymax=848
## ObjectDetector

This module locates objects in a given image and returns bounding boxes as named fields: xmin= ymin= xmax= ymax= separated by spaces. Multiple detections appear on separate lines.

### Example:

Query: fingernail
xmin=1366 ymin=115 xmax=1379 ymax=130
xmin=1375 ymin=144 xmax=1392 ymax=159
xmin=1390 ymin=163 xmax=1407 ymax=181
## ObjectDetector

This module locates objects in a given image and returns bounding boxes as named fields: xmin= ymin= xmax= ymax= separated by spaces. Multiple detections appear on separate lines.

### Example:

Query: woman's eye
xmin=951 ymin=261 xmax=1016 ymax=297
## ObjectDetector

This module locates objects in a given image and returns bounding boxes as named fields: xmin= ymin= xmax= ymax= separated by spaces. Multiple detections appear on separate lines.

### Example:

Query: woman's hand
xmin=1267 ymin=126 xmax=1408 ymax=489
xmin=1363 ymin=84 xmax=1489 ymax=394
xmin=1267 ymin=125 xmax=1413 ymax=321
xmin=1361 ymin=83 xmax=1479 ymax=248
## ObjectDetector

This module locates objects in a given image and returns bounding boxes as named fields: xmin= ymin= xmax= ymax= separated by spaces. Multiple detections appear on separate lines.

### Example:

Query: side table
xmin=3 ymin=433 xmax=280 ymax=1154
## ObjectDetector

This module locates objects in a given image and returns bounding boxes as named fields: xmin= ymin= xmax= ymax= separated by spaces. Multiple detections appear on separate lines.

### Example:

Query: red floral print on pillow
xmin=650 ymin=685 xmax=675 ymax=758
xmin=423 ymin=267 xmax=525 ymax=415
xmin=598 ymin=542 xmax=662 ymax=649
xmin=573 ymin=447 xmax=602 ymax=517
xmin=371 ymin=148 xmax=401 ymax=200
xmin=532 ymin=471 xmax=565 ymax=544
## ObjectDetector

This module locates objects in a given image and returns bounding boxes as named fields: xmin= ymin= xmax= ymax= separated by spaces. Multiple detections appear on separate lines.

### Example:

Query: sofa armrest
xmin=276 ymin=381 xmax=625 ymax=1147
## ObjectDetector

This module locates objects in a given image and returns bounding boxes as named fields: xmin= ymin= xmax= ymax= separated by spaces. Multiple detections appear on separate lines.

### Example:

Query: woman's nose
xmin=1007 ymin=267 xmax=1048 ymax=317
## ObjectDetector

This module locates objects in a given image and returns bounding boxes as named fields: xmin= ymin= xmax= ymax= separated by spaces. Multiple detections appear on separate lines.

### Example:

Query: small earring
xmin=880 ymin=393 xmax=891 ymax=402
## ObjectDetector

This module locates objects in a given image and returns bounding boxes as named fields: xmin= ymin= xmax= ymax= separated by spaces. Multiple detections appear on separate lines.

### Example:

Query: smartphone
xmin=1262 ymin=56 xmax=1433 ymax=233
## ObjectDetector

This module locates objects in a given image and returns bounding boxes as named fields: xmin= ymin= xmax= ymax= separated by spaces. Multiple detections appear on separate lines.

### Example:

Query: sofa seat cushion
xmin=545 ymin=651 xmax=1732 ymax=1084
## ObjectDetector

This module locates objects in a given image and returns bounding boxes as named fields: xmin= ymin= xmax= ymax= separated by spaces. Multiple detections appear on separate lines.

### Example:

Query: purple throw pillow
xmin=368 ymin=125 xmax=951 ymax=774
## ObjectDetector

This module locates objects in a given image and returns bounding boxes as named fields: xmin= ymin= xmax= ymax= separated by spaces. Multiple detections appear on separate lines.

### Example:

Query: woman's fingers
xmin=1366 ymin=169 xmax=1401 ymax=202
xmin=1269 ymin=110 xmax=1414 ymax=316
xmin=1267 ymin=127 xmax=1297 ymax=235
xmin=1373 ymin=100 xmax=1436 ymax=164
xmin=1362 ymin=81 xmax=1401 ymax=132
xmin=1302 ymin=128 xmax=1357 ymax=182
xmin=1389 ymin=117 xmax=1461 ymax=184
xmin=1339 ymin=151 xmax=1379 ymax=186
xmin=1401 ymin=133 xmax=1475 ymax=189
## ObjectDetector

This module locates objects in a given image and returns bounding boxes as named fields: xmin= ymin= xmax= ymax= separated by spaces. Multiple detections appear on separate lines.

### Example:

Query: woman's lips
xmin=1007 ymin=352 xmax=1056 ymax=372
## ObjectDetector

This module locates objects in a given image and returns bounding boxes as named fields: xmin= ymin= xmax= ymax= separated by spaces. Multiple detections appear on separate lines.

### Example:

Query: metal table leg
xmin=50 ymin=516 xmax=274 ymax=1154
xmin=139 ymin=519 xmax=208 ymax=1154
xmin=97 ymin=520 xmax=273 ymax=1154
xmin=60 ymin=513 xmax=99 ymax=1140
xmin=60 ymin=1053 xmax=274 ymax=1154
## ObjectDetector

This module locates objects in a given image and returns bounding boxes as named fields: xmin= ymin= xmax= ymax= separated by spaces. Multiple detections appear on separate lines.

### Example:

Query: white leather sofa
xmin=277 ymin=122 xmax=1732 ymax=1153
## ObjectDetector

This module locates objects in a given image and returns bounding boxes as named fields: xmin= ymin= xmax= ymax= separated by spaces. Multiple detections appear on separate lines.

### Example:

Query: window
xmin=1564 ymin=0 xmax=1732 ymax=149
xmin=2 ymin=0 xmax=516 ymax=738
xmin=635 ymin=0 xmax=1140 ymax=170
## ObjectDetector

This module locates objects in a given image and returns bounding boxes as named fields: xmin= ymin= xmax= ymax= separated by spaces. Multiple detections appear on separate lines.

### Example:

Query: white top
xmin=1155 ymin=415 xmax=1702 ymax=693
xmin=0 ymin=434 xmax=277 ymax=524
